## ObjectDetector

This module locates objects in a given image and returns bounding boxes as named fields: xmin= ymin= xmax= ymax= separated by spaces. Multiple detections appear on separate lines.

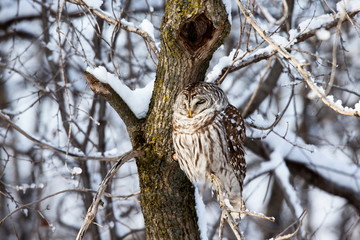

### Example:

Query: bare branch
xmin=216 ymin=6 xmax=360 ymax=82
xmin=286 ymin=160 xmax=360 ymax=215
xmin=65 ymin=0 xmax=159 ymax=58
xmin=208 ymin=174 xmax=244 ymax=240
xmin=242 ymin=57 xmax=274 ymax=116
xmin=235 ymin=0 xmax=360 ymax=117
xmin=272 ymin=210 xmax=307 ymax=240
xmin=256 ymin=0 xmax=288 ymax=26
xmin=0 ymin=188 xmax=140 ymax=225
xmin=76 ymin=150 xmax=144 ymax=240
xmin=245 ymin=139 xmax=360 ymax=215
xmin=0 ymin=112 xmax=123 ymax=162
xmin=241 ymin=210 xmax=275 ymax=222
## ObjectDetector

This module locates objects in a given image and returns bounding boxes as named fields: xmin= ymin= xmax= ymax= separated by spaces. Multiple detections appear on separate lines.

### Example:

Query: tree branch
xmin=294 ymin=9 xmax=360 ymax=44
xmin=0 ymin=111 xmax=123 ymax=162
xmin=244 ymin=140 xmax=360 ymax=215
xmin=0 ymin=188 xmax=139 ymax=225
xmin=241 ymin=57 xmax=283 ymax=117
xmin=272 ymin=210 xmax=307 ymax=240
xmin=286 ymin=160 xmax=360 ymax=215
xmin=217 ymin=5 xmax=360 ymax=87
xmin=65 ymin=0 xmax=159 ymax=58
xmin=84 ymin=71 xmax=142 ymax=135
xmin=235 ymin=0 xmax=360 ymax=117
xmin=76 ymin=150 xmax=144 ymax=240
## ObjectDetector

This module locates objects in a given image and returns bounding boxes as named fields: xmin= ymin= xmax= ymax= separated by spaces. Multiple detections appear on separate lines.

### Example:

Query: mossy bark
xmin=86 ymin=0 xmax=230 ymax=239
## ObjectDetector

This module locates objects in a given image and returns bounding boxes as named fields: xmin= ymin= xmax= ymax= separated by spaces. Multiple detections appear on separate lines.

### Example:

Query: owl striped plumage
xmin=172 ymin=82 xmax=246 ymax=215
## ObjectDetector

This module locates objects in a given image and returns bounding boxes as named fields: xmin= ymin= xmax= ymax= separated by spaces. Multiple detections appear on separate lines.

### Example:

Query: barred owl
xmin=172 ymin=82 xmax=246 ymax=216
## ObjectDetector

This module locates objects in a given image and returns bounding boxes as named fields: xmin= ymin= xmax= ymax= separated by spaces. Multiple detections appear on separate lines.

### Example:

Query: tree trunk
xmin=138 ymin=1 xmax=230 ymax=239
xmin=86 ymin=0 xmax=230 ymax=239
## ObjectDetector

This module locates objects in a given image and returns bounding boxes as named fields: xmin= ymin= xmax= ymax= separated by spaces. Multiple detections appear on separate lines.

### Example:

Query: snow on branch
xmin=271 ymin=151 xmax=303 ymax=217
xmin=264 ymin=130 xmax=360 ymax=212
xmin=246 ymin=146 xmax=304 ymax=218
xmin=246 ymin=120 xmax=360 ymax=213
xmin=290 ymin=1 xmax=360 ymax=43
xmin=235 ymin=0 xmax=360 ymax=117
xmin=210 ymin=2 xmax=360 ymax=84
xmin=65 ymin=0 xmax=159 ymax=58
xmin=86 ymin=66 xmax=154 ymax=119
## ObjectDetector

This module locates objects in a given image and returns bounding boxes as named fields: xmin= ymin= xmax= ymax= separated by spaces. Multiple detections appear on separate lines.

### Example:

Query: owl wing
xmin=220 ymin=104 xmax=246 ymax=191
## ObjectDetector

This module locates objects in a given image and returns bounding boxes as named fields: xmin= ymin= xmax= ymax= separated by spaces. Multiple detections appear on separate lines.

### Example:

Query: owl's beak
xmin=188 ymin=110 xmax=193 ymax=118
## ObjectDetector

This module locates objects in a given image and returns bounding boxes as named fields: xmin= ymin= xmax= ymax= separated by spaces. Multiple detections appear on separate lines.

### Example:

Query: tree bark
xmin=85 ymin=0 xmax=230 ymax=239
xmin=139 ymin=1 xmax=230 ymax=238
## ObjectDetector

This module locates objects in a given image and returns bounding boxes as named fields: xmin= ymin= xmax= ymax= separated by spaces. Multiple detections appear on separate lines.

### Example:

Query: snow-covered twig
xmin=65 ymin=0 xmax=159 ymax=58
xmin=235 ymin=0 xmax=360 ymax=117
xmin=76 ymin=150 xmax=144 ymax=240
xmin=212 ymin=3 xmax=360 ymax=93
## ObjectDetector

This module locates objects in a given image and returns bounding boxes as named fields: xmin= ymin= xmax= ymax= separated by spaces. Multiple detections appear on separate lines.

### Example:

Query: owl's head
xmin=173 ymin=82 xmax=229 ymax=119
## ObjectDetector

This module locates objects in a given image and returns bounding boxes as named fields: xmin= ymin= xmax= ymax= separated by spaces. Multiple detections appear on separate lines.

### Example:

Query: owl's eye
xmin=195 ymin=99 xmax=206 ymax=105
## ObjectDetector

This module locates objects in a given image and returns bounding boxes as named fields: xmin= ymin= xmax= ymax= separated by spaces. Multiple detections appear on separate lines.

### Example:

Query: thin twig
xmin=65 ymin=0 xmax=159 ymax=58
xmin=57 ymin=0 xmax=76 ymax=168
xmin=246 ymin=78 xmax=295 ymax=132
xmin=76 ymin=150 xmax=144 ymax=240
xmin=218 ymin=211 xmax=226 ymax=240
xmin=222 ymin=209 xmax=244 ymax=240
xmin=240 ymin=210 xmax=275 ymax=222
xmin=209 ymin=174 xmax=245 ymax=240
xmin=256 ymin=0 xmax=288 ymax=26
xmin=235 ymin=0 xmax=360 ymax=117
xmin=242 ymin=57 xmax=274 ymax=116
xmin=217 ymin=7 xmax=360 ymax=85
xmin=209 ymin=172 xmax=279 ymax=239
xmin=326 ymin=8 xmax=346 ymax=95
xmin=0 ymin=112 xmax=126 ymax=161
xmin=0 ymin=188 xmax=140 ymax=225
xmin=272 ymin=210 xmax=307 ymax=240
